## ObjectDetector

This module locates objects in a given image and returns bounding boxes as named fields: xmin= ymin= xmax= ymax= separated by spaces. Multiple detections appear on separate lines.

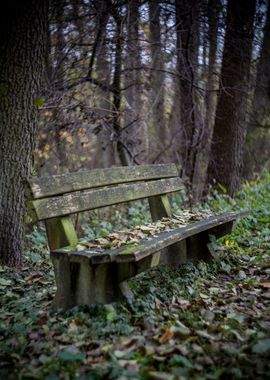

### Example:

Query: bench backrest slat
xmin=28 ymin=164 xmax=178 ymax=199
xmin=27 ymin=177 xmax=181 ymax=223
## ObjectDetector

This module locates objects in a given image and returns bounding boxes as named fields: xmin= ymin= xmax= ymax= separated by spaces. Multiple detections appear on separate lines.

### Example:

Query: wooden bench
xmin=25 ymin=164 xmax=247 ymax=309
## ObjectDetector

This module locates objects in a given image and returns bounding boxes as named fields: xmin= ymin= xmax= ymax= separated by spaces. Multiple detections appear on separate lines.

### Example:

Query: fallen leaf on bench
xmin=95 ymin=237 xmax=110 ymax=246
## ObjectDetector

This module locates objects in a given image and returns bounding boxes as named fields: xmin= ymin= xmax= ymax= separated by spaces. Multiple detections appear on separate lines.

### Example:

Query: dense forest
xmin=36 ymin=0 xmax=269 ymax=188
xmin=1 ymin=0 xmax=270 ymax=266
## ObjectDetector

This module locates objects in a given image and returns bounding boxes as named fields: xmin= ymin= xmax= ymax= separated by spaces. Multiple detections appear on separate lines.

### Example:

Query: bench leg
xmin=51 ymin=257 xmax=143 ymax=308
xmin=52 ymin=256 xmax=76 ymax=309
xmin=160 ymin=241 xmax=187 ymax=266
xmin=186 ymin=232 xmax=213 ymax=263
xmin=186 ymin=220 xmax=235 ymax=263
xmin=52 ymin=257 xmax=130 ymax=309
xmin=157 ymin=220 xmax=235 ymax=267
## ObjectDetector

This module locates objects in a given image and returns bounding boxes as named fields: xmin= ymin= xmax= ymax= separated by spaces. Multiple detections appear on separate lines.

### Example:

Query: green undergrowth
xmin=0 ymin=173 xmax=270 ymax=379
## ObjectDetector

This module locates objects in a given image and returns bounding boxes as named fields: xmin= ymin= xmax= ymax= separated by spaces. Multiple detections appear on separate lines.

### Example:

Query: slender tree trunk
xmin=192 ymin=0 xmax=220 ymax=202
xmin=243 ymin=0 xmax=270 ymax=177
xmin=252 ymin=0 xmax=270 ymax=128
xmin=148 ymin=1 xmax=167 ymax=161
xmin=93 ymin=0 xmax=115 ymax=168
xmin=53 ymin=0 xmax=68 ymax=173
xmin=112 ymin=17 xmax=129 ymax=166
xmin=124 ymin=0 xmax=144 ymax=164
xmin=168 ymin=79 xmax=181 ymax=163
xmin=175 ymin=0 xmax=200 ymax=178
xmin=206 ymin=0 xmax=256 ymax=196
xmin=0 ymin=0 xmax=48 ymax=266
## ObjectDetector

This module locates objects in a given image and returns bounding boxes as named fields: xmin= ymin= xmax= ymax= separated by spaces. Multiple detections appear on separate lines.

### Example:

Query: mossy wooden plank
xmin=28 ymin=164 xmax=179 ymax=199
xmin=45 ymin=216 xmax=78 ymax=250
xmin=148 ymin=194 xmax=172 ymax=221
xmin=51 ymin=258 xmax=125 ymax=308
xmin=28 ymin=178 xmax=182 ymax=222
xmin=113 ymin=211 xmax=248 ymax=263
xmin=51 ymin=211 xmax=248 ymax=265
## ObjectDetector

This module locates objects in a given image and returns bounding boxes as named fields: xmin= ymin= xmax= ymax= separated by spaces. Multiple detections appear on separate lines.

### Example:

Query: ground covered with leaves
xmin=0 ymin=175 xmax=270 ymax=379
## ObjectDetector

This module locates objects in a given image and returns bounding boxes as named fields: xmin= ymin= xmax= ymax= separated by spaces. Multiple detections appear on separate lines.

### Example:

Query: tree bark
xmin=243 ymin=0 xmax=270 ymax=177
xmin=206 ymin=0 xmax=256 ymax=196
xmin=148 ymin=1 xmax=167 ymax=161
xmin=0 ymin=0 xmax=48 ymax=266
xmin=124 ymin=0 xmax=144 ymax=164
xmin=53 ymin=0 xmax=68 ymax=172
xmin=175 ymin=0 xmax=200 ymax=179
xmin=252 ymin=0 xmax=270 ymax=128
xmin=192 ymin=0 xmax=220 ymax=202
xmin=112 ymin=17 xmax=130 ymax=166
xmin=93 ymin=0 xmax=115 ymax=168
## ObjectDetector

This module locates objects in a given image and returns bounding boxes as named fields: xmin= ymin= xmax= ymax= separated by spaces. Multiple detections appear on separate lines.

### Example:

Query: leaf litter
xmin=78 ymin=209 xmax=215 ymax=252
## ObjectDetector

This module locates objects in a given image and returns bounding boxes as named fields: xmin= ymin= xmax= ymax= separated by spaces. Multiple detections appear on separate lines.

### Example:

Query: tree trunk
xmin=192 ymin=0 xmax=220 ymax=202
xmin=252 ymin=0 xmax=270 ymax=128
xmin=0 ymin=0 xmax=48 ymax=266
xmin=206 ymin=0 xmax=256 ymax=196
xmin=93 ymin=0 xmax=115 ymax=168
xmin=112 ymin=17 xmax=130 ymax=166
xmin=243 ymin=0 xmax=270 ymax=177
xmin=124 ymin=0 xmax=144 ymax=164
xmin=148 ymin=1 xmax=167 ymax=162
xmin=175 ymin=0 xmax=200 ymax=179
xmin=53 ymin=0 xmax=68 ymax=173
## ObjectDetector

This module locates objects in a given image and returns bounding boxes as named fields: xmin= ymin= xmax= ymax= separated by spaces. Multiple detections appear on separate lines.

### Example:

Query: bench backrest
xmin=26 ymin=164 xmax=181 ymax=250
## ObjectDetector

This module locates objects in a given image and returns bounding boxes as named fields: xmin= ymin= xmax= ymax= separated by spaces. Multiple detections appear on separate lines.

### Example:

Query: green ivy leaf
xmin=252 ymin=339 xmax=270 ymax=354
xmin=57 ymin=350 xmax=85 ymax=362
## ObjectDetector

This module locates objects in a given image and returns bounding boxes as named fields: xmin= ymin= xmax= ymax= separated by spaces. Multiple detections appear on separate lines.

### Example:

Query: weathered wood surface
xmin=45 ymin=216 xmax=78 ymax=251
xmin=28 ymin=164 xmax=179 ymax=199
xmin=50 ymin=210 xmax=248 ymax=308
xmin=51 ymin=259 xmax=125 ymax=308
xmin=148 ymin=194 xmax=172 ymax=221
xmin=51 ymin=211 xmax=248 ymax=265
xmin=27 ymin=178 xmax=181 ymax=223
xmin=114 ymin=211 xmax=247 ymax=262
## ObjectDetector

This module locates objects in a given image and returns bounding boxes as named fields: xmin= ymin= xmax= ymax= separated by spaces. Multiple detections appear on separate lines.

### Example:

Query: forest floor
xmin=0 ymin=175 xmax=270 ymax=380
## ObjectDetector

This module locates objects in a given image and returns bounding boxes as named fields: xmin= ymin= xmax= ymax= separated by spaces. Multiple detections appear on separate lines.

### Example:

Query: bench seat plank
xmin=114 ymin=211 xmax=247 ymax=263
xmin=51 ymin=211 xmax=247 ymax=264
xmin=28 ymin=164 xmax=179 ymax=199
xmin=27 ymin=178 xmax=181 ymax=223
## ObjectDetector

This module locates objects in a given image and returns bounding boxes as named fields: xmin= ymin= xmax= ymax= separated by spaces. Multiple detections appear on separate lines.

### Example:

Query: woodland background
xmin=35 ymin=0 xmax=270 ymax=199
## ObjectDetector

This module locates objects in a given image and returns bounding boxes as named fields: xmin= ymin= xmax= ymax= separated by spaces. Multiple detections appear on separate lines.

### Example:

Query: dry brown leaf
xmin=260 ymin=282 xmax=270 ymax=289
xmin=25 ymin=273 xmax=43 ymax=284
xmin=159 ymin=328 xmax=174 ymax=344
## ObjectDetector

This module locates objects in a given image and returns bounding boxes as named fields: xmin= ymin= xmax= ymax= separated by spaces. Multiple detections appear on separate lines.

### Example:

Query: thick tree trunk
xmin=0 ymin=1 xmax=48 ymax=266
xmin=206 ymin=0 xmax=256 ymax=196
